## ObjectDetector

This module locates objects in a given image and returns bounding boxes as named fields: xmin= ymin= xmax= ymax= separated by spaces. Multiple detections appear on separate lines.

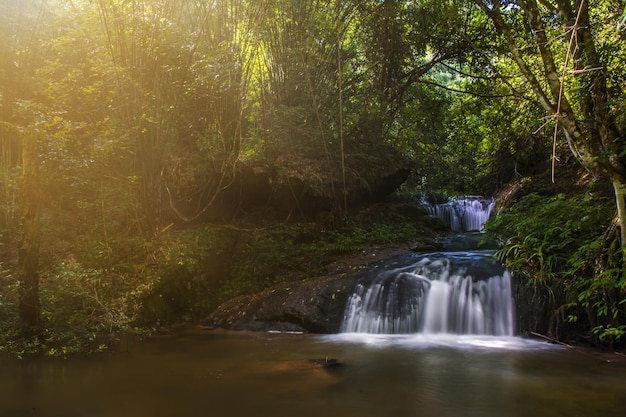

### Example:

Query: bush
xmin=139 ymin=226 xmax=238 ymax=325
xmin=484 ymin=191 xmax=624 ymax=345
xmin=0 ymin=259 xmax=149 ymax=358
xmin=1 ymin=197 xmax=437 ymax=356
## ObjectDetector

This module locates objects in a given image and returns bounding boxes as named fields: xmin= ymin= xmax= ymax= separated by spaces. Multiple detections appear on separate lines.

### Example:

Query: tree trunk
xmin=18 ymin=129 xmax=41 ymax=332
xmin=478 ymin=0 xmax=626 ymax=266
xmin=613 ymin=177 xmax=626 ymax=270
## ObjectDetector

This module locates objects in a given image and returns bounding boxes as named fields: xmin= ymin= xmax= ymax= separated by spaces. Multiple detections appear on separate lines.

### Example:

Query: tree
xmin=471 ymin=0 xmax=626 ymax=265
xmin=17 ymin=129 xmax=41 ymax=331
xmin=1 ymin=0 xmax=52 ymax=332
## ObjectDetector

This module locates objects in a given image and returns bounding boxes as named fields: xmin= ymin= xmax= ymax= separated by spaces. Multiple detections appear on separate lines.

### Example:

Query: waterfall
xmin=422 ymin=196 xmax=496 ymax=232
xmin=341 ymin=253 xmax=515 ymax=336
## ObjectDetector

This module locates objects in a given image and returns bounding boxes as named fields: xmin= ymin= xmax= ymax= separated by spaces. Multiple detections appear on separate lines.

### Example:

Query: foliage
xmin=485 ymin=189 xmax=624 ymax=345
xmin=222 ymin=216 xmax=421 ymax=301
xmin=1 ymin=207 xmax=425 ymax=357
xmin=1 ymin=0 xmax=625 ymax=353
xmin=472 ymin=0 xmax=626 ymax=280
xmin=139 ymin=226 xmax=239 ymax=325
xmin=0 ymin=258 xmax=146 ymax=358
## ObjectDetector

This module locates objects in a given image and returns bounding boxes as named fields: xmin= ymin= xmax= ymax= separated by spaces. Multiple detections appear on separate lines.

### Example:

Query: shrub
xmin=484 ymin=191 xmax=624 ymax=345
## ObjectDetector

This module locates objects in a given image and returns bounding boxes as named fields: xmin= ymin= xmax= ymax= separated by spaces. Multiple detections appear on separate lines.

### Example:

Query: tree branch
xmin=473 ymin=0 xmax=556 ymax=114
xmin=417 ymin=79 xmax=530 ymax=99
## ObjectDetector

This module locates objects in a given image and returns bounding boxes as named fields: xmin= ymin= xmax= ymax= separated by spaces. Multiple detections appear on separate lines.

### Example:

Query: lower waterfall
xmin=340 ymin=252 xmax=514 ymax=336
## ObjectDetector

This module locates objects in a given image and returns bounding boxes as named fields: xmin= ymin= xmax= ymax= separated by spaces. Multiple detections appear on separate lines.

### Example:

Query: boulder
xmin=204 ymin=273 xmax=360 ymax=333
xmin=205 ymin=249 xmax=410 ymax=333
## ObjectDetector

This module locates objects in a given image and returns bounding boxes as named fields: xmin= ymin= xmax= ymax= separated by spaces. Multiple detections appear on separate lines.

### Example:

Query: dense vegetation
xmin=1 ymin=0 xmax=625 ymax=356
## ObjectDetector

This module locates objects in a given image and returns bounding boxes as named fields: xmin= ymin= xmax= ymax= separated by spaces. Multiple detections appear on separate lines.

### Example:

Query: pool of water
xmin=1 ymin=328 xmax=625 ymax=417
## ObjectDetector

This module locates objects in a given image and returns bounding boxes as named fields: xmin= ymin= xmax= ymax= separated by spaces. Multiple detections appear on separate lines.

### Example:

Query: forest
xmin=1 ymin=0 xmax=625 ymax=357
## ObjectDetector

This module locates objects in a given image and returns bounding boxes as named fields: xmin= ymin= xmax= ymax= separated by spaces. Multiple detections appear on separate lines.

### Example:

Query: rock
xmin=204 ymin=274 xmax=360 ymax=333
xmin=249 ymin=359 xmax=347 ymax=386
xmin=307 ymin=358 xmax=345 ymax=369
xmin=205 ymin=249 xmax=411 ymax=333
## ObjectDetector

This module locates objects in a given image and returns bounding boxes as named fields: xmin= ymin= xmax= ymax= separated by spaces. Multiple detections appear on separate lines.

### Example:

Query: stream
xmin=1 ymin=328 xmax=625 ymax=417
xmin=2 ymin=197 xmax=625 ymax=416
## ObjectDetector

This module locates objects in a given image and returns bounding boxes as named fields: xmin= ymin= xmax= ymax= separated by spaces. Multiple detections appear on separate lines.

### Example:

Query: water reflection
xmin=1 ymin=329 xmax=625 ymax=417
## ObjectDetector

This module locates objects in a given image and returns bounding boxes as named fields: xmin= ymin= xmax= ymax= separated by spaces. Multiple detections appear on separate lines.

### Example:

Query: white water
xmin=341 ymin=254 xmax=515 ymax=336
xmin=343 ymin=196 xmax=512 ymax=337
xmin=326 ymin=332 xmax=547 ymax=351
xmin=423 ymin=196 xmax=496 ymax=232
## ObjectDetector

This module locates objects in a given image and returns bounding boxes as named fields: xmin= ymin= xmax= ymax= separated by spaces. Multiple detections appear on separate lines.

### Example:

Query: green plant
xmin=485 ymin=190 xmax=622 ymax=345
xmin=0 ymin=249 xmax=154 ymax=358
xmin=593 ymin=325 xmax=626 ymax=343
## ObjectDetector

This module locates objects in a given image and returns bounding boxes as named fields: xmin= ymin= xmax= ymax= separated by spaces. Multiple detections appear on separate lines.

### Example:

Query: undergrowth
xmin=484 ymin=191 xmax=625 ymax=347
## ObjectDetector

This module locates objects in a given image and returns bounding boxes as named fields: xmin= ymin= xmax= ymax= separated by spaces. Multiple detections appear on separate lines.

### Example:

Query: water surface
xmin=1 ymin=329 xmax=624 ymax=417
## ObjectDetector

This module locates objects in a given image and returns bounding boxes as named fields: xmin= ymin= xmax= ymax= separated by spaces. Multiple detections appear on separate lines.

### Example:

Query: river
xmin=1 ymin=328 xmax=625 ymax=417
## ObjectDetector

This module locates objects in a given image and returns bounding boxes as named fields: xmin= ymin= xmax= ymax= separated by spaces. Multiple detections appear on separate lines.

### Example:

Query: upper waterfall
xmin=422 ymin=196 xmax=496 ymax=232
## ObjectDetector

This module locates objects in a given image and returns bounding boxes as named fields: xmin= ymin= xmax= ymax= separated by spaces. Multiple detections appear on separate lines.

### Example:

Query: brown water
xmin=1 ymin=328 xmax=625 ymax=417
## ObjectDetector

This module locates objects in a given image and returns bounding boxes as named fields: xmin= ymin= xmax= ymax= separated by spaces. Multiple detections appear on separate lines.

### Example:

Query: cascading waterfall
xmin=341 ymin=253 xmax=515 ymax=336
xmin=422 ymin=196 xmax=496 ymax=232
xmin=341 ymin=195 xmax=513 ymax=337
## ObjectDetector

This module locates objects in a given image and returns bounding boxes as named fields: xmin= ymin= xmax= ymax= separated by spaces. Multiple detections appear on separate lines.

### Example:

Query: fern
xmin=485 ymin=191 xmax=621 ymax=345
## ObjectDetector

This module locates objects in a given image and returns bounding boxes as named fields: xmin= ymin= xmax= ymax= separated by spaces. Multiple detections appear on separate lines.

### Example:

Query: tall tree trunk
xmin=18 ymin=129 xmax=41 ymax=332
xmin=613 ymin=176 xmax=626 ymax=270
